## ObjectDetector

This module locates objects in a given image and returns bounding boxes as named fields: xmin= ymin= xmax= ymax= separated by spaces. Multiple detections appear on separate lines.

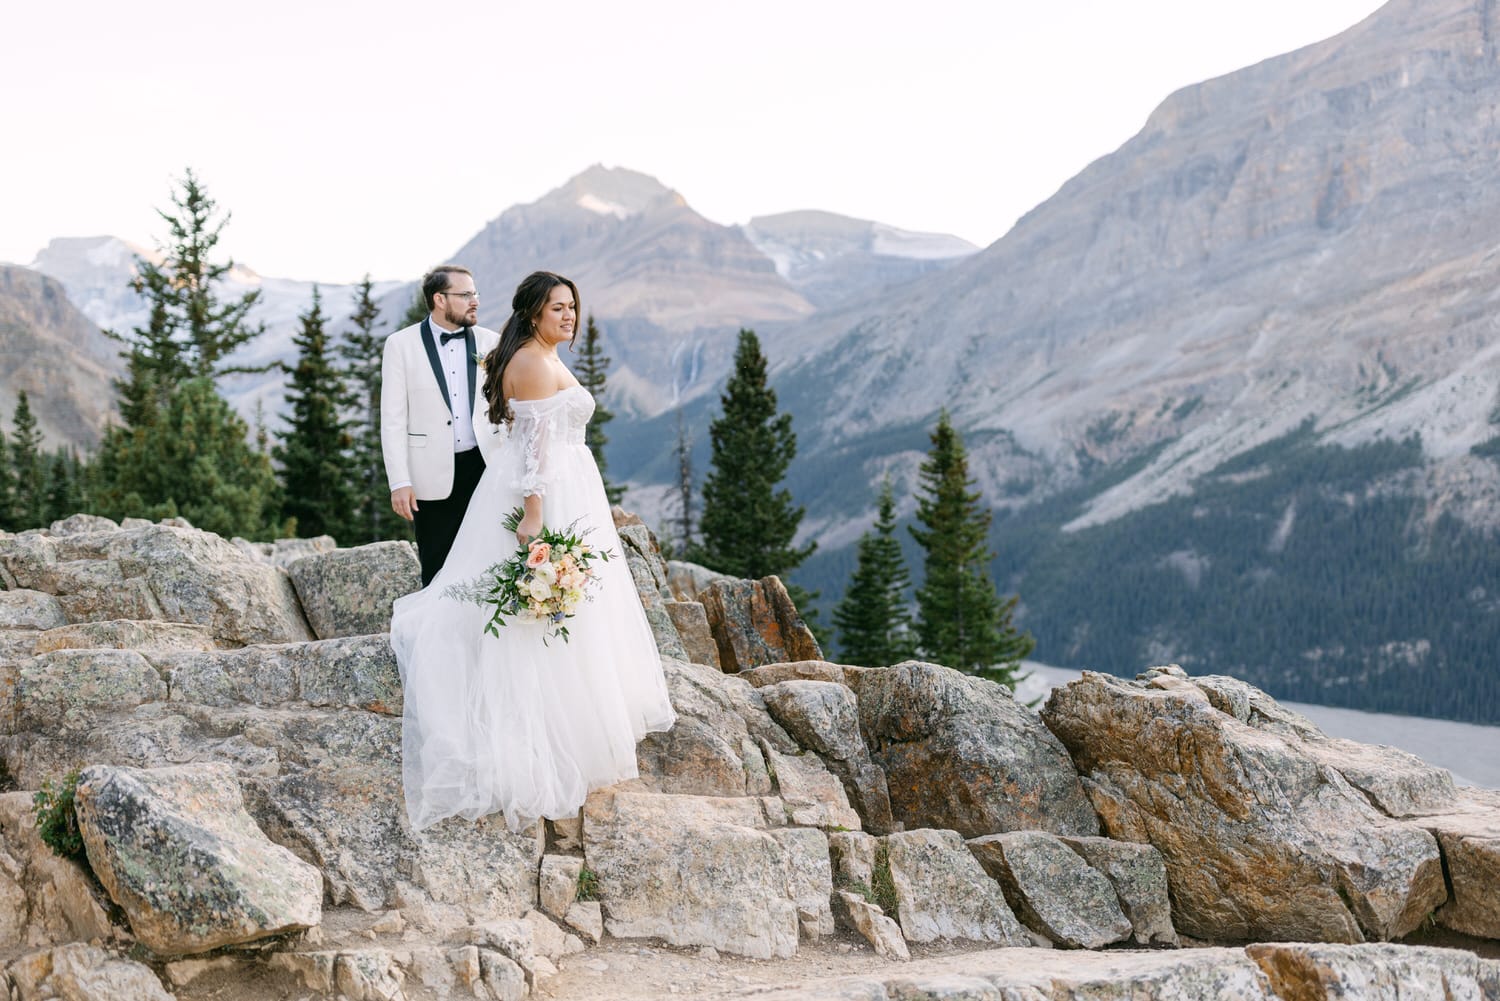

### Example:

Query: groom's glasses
xmin=440 ymin=290 xmax=480 ymax=301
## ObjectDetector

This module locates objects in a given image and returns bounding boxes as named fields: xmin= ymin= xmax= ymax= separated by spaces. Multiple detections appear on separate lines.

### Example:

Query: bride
xmin=389 ymin=270 xmax=677 ymax=832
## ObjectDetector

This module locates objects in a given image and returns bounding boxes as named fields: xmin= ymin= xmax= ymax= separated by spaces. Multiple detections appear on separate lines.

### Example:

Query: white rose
xmin=528 ymin=577 xmax=553 ymax=602
xmin=533 ymin=561 xmax=558 ymax=585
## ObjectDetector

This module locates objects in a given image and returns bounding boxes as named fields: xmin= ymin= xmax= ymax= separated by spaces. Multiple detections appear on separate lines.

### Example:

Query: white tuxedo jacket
xmin=381 ymin=319 xmax=501 ymax=500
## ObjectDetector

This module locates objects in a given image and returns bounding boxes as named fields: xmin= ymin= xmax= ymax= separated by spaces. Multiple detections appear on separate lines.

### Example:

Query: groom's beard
xmin=442 ymin=303 xmax=473 ymax=328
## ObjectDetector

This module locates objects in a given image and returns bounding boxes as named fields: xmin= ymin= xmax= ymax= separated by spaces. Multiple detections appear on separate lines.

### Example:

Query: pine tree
xmin=576 ymin=315 xmax=624 ymax=504
xmin=910 ymin=410 xmax=1034 ymax=687
xmin=691 ymin=329 xmax=815 ymax=579
xmin=92 ymin=171 xmax=279 ymax=539
xmin=107 ymin=169 xmax=265 ymax=390
xmin=832 ymin=479 xmax=916 ymax=667
xmin=0 ymin=427 xmax=14 ymax=531
xmin=10 ymin=392 xmax=46 ymax=530
xmin=275 ymin=287 xmax=359 ymax=541
xmin=92 ymin=379 xmax=280 ymax=539
xmin=44 ymin=449 xmax=83 ymax=524
xmin=337 ymin=277 xmax=409 ymax=543
xmin=673 ymin=407 xmax=694 ymax=555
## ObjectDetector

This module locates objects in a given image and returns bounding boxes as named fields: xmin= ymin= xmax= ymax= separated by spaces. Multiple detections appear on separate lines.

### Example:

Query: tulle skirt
xmin=390 ymin=440 xmax=676 ymax=832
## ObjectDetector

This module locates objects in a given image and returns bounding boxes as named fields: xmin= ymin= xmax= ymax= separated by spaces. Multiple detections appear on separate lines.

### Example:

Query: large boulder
xmin=700 ymin=575 xmax=821 ymax=671
xmin=0 ymin=523 xmax=312 ymax=646
xmin=1412 ymin=791 xmax=1500 ymax=940
xmin=967 ymin=831 xmax=1133 ymax=949
xmin=1041 ymin=668 xmax=1447 ymax=943
xmin=883 ymin=829 xmax=1029 ymax=946
xmin=758 ymin=680 xmax=893 ymax=833
xmin=16 ymin=650 xmax=167 ymax=731
xmin=859 ymin=662 xmax=1099 ymax=838
xmin=581 ymin=789 xmax=819 ymax=959
xmin=6 ymin=652 xmax=537 ymax=927
xmin=615 ymin=521 xmax=689 ymax=662
xmin=0 ymin=589 xmax=66 ymax=630
xmin=287 ymin=541 xmax=420 ymax=639
xmin=1246 ymin=942 xmax=1500 ymax=999
xmin=6 ymin=943 xmax=175 ymax=1001
xmin=74 ymin=762 xmax=323 ymax=954
xmin=1057 ymin=835 xmax=1179 ymax=947
xmin=635 ymin=658 xmax=795 ymax=798
xmin=0 ymin=793 xmax=117 ymax=950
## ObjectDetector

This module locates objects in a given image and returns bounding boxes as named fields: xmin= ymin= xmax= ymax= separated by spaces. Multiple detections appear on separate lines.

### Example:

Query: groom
xmin=381 ymin=265 xmax=501 ymax=586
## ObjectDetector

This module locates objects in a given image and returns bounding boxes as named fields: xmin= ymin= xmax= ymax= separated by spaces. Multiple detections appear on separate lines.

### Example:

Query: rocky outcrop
xmin=634 ymin=658 xmax=792 ymax=798
xmin=860 ymin=661 xmax=1100 ymax=838
xmin=6 ymin=942 xmax=174 ymax=1001
xmin=287 ymin=542 xmax=420 ymax=640
xmin=737 ymin=943 xmax=1500 ymax=1001
xmin=74 ymin=762 xmax=323 ymax=954
xmin=0 ymin=793 xmax=115 ymax=950
xmin=884 ymin=829 xmax=1029 ymax=946
xmin=580 ymin=789 xmax=810 ymax=959
xmin=968 ymin=831 xmax=1133 ymax=949
xmin=0 ymin=522 xmax=311 ymax=646
xmin=1041 ymin=668 xmax=1448 ymax=943
xmin=5 ymin=514 xmax=1500 ymax=999
xmin=758 ymin=679 xmax=894 ymax=833
xmin=700 ymin=575 xmax=821 ymax=671
xmin=1057 ymin=834 xmax=1179 ymax=947
xmin=1247 ymin=942 xmax=1500 ymax=1000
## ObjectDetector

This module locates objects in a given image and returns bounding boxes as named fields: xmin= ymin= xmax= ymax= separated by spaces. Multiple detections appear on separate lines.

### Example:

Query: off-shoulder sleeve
xmin=509 ymin=396 xmax=565 ymax=497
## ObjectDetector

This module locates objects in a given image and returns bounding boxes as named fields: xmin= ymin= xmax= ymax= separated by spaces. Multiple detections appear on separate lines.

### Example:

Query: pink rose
xmin=525 ymin=542 xmax=552 ymax=568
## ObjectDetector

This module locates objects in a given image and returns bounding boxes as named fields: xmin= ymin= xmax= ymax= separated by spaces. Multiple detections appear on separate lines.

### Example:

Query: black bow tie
xmin=439 ymin=328 xmax=467 ymax=345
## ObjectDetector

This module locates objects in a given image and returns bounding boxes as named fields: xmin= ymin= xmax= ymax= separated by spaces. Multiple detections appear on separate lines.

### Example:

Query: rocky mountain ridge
xmin=0 ymin=266 xmax=120 ymax=450
xmin=760 ymin=0 xmax=1500 ymax=532
xmin=1 ymin=510 xmax=1498 ymax=999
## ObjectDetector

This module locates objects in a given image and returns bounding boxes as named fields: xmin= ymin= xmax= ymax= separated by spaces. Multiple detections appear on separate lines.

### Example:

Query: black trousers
xmin=413 ymin=447 xmax=486 ymax=587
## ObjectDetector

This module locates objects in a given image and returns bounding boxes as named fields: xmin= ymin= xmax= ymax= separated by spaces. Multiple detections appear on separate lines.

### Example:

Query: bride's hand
xmin=516 ymin=511 xmax=544 ymax=548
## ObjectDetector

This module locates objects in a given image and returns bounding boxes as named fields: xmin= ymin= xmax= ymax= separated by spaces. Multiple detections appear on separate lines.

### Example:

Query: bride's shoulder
xmin=502 ymin=351 xmax=555 ymax=402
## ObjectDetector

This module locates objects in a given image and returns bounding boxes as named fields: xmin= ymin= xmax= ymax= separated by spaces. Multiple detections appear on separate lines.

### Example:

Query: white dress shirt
xmin=432 ymin=318 xmax=479 ymax=453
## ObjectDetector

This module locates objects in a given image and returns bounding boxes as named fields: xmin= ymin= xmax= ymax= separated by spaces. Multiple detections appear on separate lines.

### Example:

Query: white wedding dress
xmin=389 ymin=386 xmax=676 ymax=832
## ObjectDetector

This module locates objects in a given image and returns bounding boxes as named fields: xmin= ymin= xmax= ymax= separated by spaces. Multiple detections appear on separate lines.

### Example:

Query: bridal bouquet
xmin=444 ymin=508 xmax=613 ymax=644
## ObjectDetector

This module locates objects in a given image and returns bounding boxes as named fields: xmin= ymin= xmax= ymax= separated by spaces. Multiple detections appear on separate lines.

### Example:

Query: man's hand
xmin=391 ymin=486 xmax=418 ymax=521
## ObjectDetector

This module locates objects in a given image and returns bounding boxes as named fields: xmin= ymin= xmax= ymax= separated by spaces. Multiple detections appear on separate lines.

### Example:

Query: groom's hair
xmin=421 ymin=265 xmax=473 ymax=310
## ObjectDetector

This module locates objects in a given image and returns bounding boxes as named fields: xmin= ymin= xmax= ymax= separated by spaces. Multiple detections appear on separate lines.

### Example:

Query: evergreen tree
xmin=690 ymin=329 xmax=815 ymax=579
xmin=275 ymin=287 xmax=359 ymax=541
xmin=44 ymin=449 xmax=84 ymax=524
xmin=832 ymin=479 xmax=916 ymax=667
xmin=10 ymin=392 xmax=46 ymax=530
xmin=337 ymin=277 xmax=409 ymax=543
xmin=0 ymin=427 xmax=13 ymax=531
xmin=107 ymin=169 xmax=265 ymax=391
xmin=910 ymin=410 xmax=1033 ymax=687
xmin=576 ymin=314 xmax=624 ymax=504
xmin=91 ymin=379 xmax=280 ymax=539
xmin=673 ymin=407 xmax=694 ymax=555
xmin=93 ymin=171 xmax=279 ymax=538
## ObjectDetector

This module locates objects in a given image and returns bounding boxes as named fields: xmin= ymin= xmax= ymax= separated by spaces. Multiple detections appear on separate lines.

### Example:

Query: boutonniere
xmin=473 ymin=352 xmax=486 ymax=368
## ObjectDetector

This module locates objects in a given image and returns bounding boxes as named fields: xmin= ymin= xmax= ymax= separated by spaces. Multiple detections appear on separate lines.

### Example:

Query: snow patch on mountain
xmin=576 ymin=193 xmax=637 ymax=219
xmin=869 ymin=223 xmax=979 ymax=260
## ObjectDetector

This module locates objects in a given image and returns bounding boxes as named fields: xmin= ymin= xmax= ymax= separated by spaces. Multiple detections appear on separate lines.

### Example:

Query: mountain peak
xmin=548 ymin=164 xmax=683 ymax=219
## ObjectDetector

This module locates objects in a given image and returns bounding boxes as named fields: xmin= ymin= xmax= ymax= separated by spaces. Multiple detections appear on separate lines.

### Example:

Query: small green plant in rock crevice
xmin=871 ymin=843 xmax=899 ymax=919
xmin=576 ymin=865 xmax=601 ymax=902
xmin=32 ymin=771 xmax=85 ymax=862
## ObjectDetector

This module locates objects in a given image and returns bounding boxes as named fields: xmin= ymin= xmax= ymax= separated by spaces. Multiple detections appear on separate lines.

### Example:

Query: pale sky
xmin=5 ymin=0 xmax=1387 ymax=285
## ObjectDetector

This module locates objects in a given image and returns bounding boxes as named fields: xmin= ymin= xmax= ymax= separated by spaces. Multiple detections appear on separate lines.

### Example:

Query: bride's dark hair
xmin=482 ymin=270 xmax=581 ymax=425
